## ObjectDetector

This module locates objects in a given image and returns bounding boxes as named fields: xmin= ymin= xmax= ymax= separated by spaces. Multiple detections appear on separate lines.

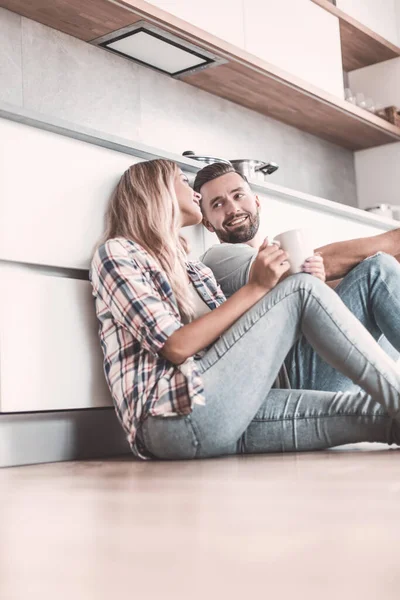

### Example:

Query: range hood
xmin=92 ymin=21 xmax=227 ymax=77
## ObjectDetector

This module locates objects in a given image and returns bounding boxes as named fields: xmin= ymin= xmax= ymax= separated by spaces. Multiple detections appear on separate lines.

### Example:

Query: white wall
xmin=337 ymin=0 xmax=399 ymax=45
xmin=397 ymin=0 xmax=400 ymax=45
xmin=354 ymin=143 xmax=400 ymax=209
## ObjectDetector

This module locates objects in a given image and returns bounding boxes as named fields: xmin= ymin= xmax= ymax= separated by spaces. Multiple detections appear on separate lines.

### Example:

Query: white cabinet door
xmin=336 ymin=0 xmax=398 ymax=46
xmin=0 ymin=118 xmax=206 ymax=269
xmin=0 ymin=118 xmax=136 ymax=270
xmin=146 ymin=0 xmax=245 ymax=47
xmin=0 ymin=265 xmax=112 ymax=412
xmin=243 ymin=0 xmax=344 ymax=98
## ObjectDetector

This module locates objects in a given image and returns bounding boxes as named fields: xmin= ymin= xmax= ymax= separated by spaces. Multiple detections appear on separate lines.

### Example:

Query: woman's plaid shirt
xmin=90 ymin=237 xmax=225 ymax=458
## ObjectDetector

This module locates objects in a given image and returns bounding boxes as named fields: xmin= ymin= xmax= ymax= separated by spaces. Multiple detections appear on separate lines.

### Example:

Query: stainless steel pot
xmin=182 ymin=150 xmax=231 ymax=165
xmin=182 ymin=150 xmax=279 ymax=182
xmin=229 ymin=159 xmax=279 ymax=182
xmin=365 ymin=204 xmax=394 ymax=219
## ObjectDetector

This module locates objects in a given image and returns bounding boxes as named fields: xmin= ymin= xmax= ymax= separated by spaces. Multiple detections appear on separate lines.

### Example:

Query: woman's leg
xmin=141 ymin=388 xmax=399 ymax=459
xmin=142 ymin=273 xmax=400 ymax=459
xmin=238 ymin=389 xmax=399 ymax=455
xmin=285 ymin=252 xmax=400 ymax=392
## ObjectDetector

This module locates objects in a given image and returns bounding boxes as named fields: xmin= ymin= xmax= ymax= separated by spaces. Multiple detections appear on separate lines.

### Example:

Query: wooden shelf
xmin=312 ymin=0 xmax=400 ymax=71
xmin=3 ymin=0 xmax=400 ymax=150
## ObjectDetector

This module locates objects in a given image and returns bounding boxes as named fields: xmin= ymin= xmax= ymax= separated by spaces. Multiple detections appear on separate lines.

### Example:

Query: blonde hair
xmin=103 ymin=159 xmax=194 ymax=321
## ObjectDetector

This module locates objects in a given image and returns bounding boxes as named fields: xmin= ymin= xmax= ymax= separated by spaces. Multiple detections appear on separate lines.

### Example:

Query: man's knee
xmin=362 ymin=252 xmax=399 ymax=277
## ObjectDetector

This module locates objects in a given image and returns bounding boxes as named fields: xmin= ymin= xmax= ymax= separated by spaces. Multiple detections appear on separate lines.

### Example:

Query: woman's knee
xmin=140 ymin=415 xmax=199 ymax=460
xmin=280 ymin=272 xmax=327 ymax=295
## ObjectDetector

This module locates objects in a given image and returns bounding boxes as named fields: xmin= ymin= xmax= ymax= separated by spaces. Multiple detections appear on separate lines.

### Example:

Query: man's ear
xmin=255 ymin=195 xmax=261 ymax=210
xmin=202 ymin=218 xmax=215 ymax=233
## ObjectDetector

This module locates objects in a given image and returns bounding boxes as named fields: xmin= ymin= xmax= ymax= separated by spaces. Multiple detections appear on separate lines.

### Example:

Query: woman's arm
xmin=161 ymin=241 xmax=289 ymax=364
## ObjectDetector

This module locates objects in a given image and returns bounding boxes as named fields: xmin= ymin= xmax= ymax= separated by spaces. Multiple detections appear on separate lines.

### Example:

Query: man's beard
xmin=216 ymin=211 xmax=260 ymax=244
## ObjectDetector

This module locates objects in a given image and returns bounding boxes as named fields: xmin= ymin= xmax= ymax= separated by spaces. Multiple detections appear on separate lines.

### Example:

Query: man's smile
xmin=225 ymin=214 xmax=249 ymax=228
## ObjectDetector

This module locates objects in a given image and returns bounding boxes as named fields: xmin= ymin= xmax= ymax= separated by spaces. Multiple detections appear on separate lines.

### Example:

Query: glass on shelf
xmin=344 ymin=88 xmax=356 ymax=104
xmin=365 ymin=98 xmax=376 ymax=113
xmin=355 ymin=92 xmax=367 ymax=109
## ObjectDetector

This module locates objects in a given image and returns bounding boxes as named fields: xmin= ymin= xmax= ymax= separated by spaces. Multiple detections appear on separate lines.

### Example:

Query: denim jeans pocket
xmin=141 ymin=414 xmax=200 ymax=460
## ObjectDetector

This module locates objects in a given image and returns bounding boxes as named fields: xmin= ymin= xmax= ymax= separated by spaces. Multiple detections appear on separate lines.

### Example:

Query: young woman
xmin=90 ymin=159 xmax=400 ymax=460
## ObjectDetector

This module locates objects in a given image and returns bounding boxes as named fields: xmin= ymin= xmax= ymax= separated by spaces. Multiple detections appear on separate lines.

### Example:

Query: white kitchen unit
xmin=0 ymin=103 xmax=398 ymax=465
xmin=144 ymin=0 xmax=245 ymax=48
xmin=0 ymin=264 xmax=112 ymax=412
xmin=336 ymin=0 xmax=399 ymax=46
xmin=146 ymin=0 xmax=343 ymax=98
xmin=0 ymin=117 xmax=205 ymax=269
xmin=243 ymin=0 xmax=344 ymax=97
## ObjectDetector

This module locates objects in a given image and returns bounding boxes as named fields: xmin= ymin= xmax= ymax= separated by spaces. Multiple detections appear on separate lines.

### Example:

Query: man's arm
xmin=316 ymin=229 xmax=400 ymax=281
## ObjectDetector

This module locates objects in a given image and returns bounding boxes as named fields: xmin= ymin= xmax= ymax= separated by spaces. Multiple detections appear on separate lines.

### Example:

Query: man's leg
xmin=285 ymin=252 xmax=400 ymax=392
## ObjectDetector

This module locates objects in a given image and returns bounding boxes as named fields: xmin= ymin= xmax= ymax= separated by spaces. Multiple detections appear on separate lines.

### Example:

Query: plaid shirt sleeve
xmin=91 ymin=239 xmax=182 ymax=356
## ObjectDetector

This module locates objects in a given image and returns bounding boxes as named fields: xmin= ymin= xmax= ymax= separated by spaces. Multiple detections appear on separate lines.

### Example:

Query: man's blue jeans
xmin=285 ymin=252 xmax=400 ymax=393
xmin=140 ymin=258 xmax=400 ymax=460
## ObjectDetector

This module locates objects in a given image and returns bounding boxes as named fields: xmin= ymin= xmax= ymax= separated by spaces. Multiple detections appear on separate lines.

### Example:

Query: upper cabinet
xmin=312 ymin=0 xmax=400 ymax=71
xmin=3 ymin=0 xmax=400 ymax=150
xmin=336 ymin=0 xmax=399 ymax=46
xmin=145 ymin=0 xmax=245 ymax=48
xmin=243 ymin=0 xmax=344 ymax=98
xmin=148 ymin=0 xmax=344 ymax=98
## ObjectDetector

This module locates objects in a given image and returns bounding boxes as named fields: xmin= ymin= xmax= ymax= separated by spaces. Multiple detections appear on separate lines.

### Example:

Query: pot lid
xmin=182 ymin=150 xmax=231 ymax=165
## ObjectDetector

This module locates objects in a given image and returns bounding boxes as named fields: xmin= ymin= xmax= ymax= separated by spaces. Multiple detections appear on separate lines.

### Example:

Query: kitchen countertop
xmin=1 ymin=101 xmax=398 ymax=232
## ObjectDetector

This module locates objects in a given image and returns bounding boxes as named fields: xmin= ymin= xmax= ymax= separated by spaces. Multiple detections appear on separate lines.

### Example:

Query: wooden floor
xmin=1 ymin=444 xmax=399 ymax=600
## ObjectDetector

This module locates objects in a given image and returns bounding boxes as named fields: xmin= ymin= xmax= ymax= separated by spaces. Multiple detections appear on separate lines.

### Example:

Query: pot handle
xmin=256 ymin=162 xmax=279 ymax=175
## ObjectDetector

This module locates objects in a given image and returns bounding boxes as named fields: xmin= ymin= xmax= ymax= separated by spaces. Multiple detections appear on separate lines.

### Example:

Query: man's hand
xmin=249 ymin=238 xmax=290 ymax=292
xmin=301 ymin=253 xmax=326 ymax=282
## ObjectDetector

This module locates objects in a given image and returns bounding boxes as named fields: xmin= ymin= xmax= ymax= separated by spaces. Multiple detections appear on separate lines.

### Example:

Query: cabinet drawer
xmin=0 ymin=265 xmax=112 ymax=412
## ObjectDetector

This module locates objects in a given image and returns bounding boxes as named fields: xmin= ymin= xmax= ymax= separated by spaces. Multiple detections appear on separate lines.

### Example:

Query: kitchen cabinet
xmin=145 ymin=0 xmax=245 ymax=48
xmin=3 ymin=0 xmax=400 ymax=149
xmin=336 ymin=0 xmax=398 ymax=46
xmin=243 ymin=0 xmax=344 ymax=98
xmin=348 ymin=58 xmax=400 ymax=113
xmin=0 ymin=117 xmax=205 ymax=269
xmin=354 ymin=143 xmax=400 ymax=209
xmin=312 ymin=0 xmax=400 ymax=71
xmin=0 ymin=265 xmax=112 ymax=412
xmin=348 ymin=57 xmax=400 ymax=211
xmin=0 ymin=108 xmax=397 ymax=419
xmin=0 ymin=117 xmax=135 ymax=270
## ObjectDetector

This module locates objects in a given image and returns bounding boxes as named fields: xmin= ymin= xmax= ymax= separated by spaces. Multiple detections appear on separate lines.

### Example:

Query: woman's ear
xmin=202 ymin=218 xmax=215 ymax=233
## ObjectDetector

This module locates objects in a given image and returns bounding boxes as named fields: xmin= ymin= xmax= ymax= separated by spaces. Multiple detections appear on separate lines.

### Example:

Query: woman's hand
xmin=249 ymin=238 xmax=290 ymax=292
xmin=302 ymin=253 xmax=326 ymax=282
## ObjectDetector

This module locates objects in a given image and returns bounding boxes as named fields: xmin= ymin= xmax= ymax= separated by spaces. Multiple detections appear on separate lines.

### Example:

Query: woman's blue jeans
xmin=140 ymin=254 xmax=400 ymax=459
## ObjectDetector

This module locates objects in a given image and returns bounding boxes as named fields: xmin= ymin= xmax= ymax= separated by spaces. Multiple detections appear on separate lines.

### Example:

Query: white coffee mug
xmin=273 ymin=228 xmax=314 ymax=275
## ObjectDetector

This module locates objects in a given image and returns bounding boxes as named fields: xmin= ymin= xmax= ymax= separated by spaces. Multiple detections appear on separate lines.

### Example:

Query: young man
xmin=194 ymin=162 xmax=400 ymax=394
